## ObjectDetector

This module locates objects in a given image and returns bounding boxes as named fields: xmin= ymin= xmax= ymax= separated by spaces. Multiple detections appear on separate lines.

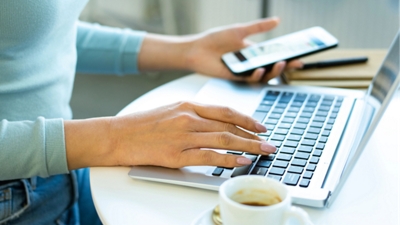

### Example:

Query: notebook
xmin=128 ymin=30 xmax=400 ymax=208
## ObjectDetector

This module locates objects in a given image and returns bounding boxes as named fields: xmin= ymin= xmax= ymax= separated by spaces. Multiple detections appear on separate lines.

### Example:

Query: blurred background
xmin=71 ymin=0 xmax=399 ymax=119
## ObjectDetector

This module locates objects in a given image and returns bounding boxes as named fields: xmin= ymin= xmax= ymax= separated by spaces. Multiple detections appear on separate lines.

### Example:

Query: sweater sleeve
xmin=0 ymin=117 xmax=68 ymax=180
xmin=75 ymin=21 xmax=146 ymax=75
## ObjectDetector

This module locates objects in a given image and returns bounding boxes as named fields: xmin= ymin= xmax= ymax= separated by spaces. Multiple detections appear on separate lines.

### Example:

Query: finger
xmin=261 ymin=61 xmax=286 ymax=83
xmin=287 ymin=60 xmax=304 ymax=69
xmin=238 ymin=17 xmax=280 ymax=38
xmin=189 ymin=132 xmax=276 ymax=155
xmin=192 ymin=103 xmax=267 ymax=133
xmin=179 ymin=148 xmax=253 ymax=168
xmin=242 ymin=68 xmax=265 ymax=83
xmin=193 ymin=118 xmax=263 ymax=141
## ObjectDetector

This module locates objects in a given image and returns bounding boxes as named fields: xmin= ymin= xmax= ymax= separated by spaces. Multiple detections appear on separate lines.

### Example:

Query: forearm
xmin=64 ymin=117 xmax=114 ymax=170
xmin=138 ymin=33 xmax=196 ymax=71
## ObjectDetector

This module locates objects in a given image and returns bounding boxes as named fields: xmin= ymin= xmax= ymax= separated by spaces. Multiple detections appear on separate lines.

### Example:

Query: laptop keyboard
xmin=212 ymin=90 xmax=343 ymax=188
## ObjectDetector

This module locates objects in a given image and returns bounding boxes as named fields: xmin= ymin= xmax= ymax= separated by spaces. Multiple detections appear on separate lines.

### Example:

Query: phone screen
xmin=222 ymin=27 xmax=338 ymax=75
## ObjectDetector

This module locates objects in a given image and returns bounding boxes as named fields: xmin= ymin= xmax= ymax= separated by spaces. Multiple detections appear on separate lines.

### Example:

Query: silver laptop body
xmin=128 ymin=31 xmax=400 ymax=208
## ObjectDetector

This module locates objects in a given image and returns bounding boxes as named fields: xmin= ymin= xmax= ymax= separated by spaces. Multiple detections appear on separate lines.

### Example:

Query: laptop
xmin=129 ymin=30 xmax=400 ymax=208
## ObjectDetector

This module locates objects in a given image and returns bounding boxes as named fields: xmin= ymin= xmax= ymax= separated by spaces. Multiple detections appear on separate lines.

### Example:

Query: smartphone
xmin=221 ymin=26 xmax=339 ymax=76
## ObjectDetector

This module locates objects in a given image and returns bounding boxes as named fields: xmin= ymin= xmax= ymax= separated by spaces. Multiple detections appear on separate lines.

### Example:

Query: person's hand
xmin=64 ymin=102 xmax=277 ymax=170
xmin=184 ymin=17 xmax=303 ymax=83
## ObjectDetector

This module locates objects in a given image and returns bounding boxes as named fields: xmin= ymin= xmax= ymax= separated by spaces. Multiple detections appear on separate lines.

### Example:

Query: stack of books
xmin=282 ymin=49 xmax=387 ymax=89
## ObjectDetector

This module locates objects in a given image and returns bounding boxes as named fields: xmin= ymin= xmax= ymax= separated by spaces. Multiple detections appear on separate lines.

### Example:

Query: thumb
xmin=239 ymin=17 xmax=280 ymax=37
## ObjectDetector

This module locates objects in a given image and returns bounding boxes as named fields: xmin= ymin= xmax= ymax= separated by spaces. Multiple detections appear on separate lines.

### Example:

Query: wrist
xmin=64 ymin=117 xmax=114 ymax=170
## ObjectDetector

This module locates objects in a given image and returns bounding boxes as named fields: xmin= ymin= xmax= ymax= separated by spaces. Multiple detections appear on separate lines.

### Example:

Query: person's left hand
xmin=184 ymin=17 xmax=303 ymax=83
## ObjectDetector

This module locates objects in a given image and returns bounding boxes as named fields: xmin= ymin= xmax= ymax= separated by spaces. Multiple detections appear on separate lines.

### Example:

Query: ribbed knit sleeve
xmin=0 ymin=117 xmax=68 ymax=180
xmin=75 ymin=21 xmax=146 ymax=75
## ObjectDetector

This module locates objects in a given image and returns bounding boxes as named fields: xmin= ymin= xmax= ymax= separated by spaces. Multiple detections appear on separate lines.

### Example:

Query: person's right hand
xmin=64 ymin=101 xmax=277 ymax=170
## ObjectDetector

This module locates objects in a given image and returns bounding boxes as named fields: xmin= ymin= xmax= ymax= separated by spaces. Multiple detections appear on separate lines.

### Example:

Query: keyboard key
xmin=271 ymin=135 xmax=285 ymax=141
xmin=284 ymin=141 xmax=298 ymax=148
xmin=304 ymin=133 xmax=318 ymax=140
xmin=305 ymin=102 xmax=318 ymax=107
xmin=320 ymin=100 xmax=333 ymax=106
xmin=307 ymin=128 xmax=321 ymax=134
xmin=306 ymin=164 xmax=317 ymax=171
xmin=319 ymin=136 xmax=328 ymax=143
xmin=265 ymin=119 xmax=279 ymax=125
xmin=287 ymin=135 xmax=301 ymax=141
xmin=250 ymin=167 xmax=268 ymax=176
xmin=257 ymin=105 xmax=272 ymax=112
xmin=274 ymin=160 xmax=289 ymax=168
xmin=291 ymin=102 xmax=303 ymax=107
xmin=298 ymin=146 xmax=313 ymax=153
xmin=297 ymin=118 xmax=310 ymax=124
xmin=275 ymin=103 xmax=288 ymax=108
xmin=322 ymin=130 xmax=330 ymax=136
xmin=252 ymin=111 xmax=267 ymax=123
xmin=302 ymin=107 xmax=315 ymax=113
xmin=278 ymin=123 xmax=292 ymax=129
xmin=316 ymin=111 xmax=328 ymax=117
xmin=256 ymin=159 xmax=273 ymax=168
xmin=327 ymin=118 xmax=335 ymax=124
xmin=324 ymin=124 xmax=333 ymax=130
xmin=288 ymin=107 xmax=300 ymax=112
xmin=291 ymin=129 xmax=304 ymax=135
xmin=308 ymin=94 xmax=321 ymax=102
xmin=303 ymin=171 xmax=314 ymax=179
xmin=212 ymin=167 xmax=224 ymax=176
xmin=291 ymin=159 xmax=307 ymax=167
xmin=261 ymin=100 xmax=275 ymax=106
xmin=295 ymin=152 xmax=310 ymax=160
xmin=281 ymin=117 xmax=295 ymax=123
xmin=310 ymin=122 xmax=324 ymax=128
xmin=288 ymin=166 xmax=304 ymax=174
xmin=301 ymin=140 xmax=316 ymax=146
xmin=280 ymin=147 xmax=296 ymax=154
xmin=285 ymin=112 xmax=297 ymax=118
xmin=269 ymin=113 xmax=282 ymax=119
xmin=269 ymin=167 xmax=285 ymax=175
xmin=272 ymin=108 xmax=285 ymax=114
xmin=275 ymin=129 xmax=289 ymax=135
xmin=313 ymin=116 xmax=326 ymax=122
xmin=260 ymin=154 xmax=275 ymax=160
xmin=294 ymin=123 xmax=307 ymax=129
xmin=283 ymin=173 xmax=300 ymax=186
xmin=258 ymin=130 xmax=272 ymax=137
xmin=231 ymin=164 xmax=253 ymax=177
xmin=267 ymin=174 xmax=282 ymax=181
xmin=316 ymin=143 xmax=325 ymax=150
xmin=299 ymin=179 xmax=310 ymax=187
xmin=309 ymin=156 xmax=319 ymax=164
xmin=265 ymin=124 xmax=275 ymax=130
xmin=330 ymin=113 xmax=338 ymax=119
xmin=313 ymin=150 xmax=323 ymax=157
xmin=300 ymin=112 xmax=313 ymax=118
xmin=318 ymin=106 xmax=331 ymax=111
xmin=332 ymin=107 xmax=340 ymax=113
xmin=277 ymin=154 xmax=292 ymax=161
xmin=269 ymin=141 xmax=282 ymax=148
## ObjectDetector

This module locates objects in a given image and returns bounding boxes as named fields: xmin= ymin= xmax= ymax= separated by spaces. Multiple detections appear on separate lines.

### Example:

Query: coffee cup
xmin=219 ymin=175 xmax=312 ymax=225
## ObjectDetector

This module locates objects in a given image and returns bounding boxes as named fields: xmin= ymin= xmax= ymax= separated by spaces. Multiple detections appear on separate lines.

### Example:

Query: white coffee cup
xmin=219 ymin=175 xmax=312 ymax=225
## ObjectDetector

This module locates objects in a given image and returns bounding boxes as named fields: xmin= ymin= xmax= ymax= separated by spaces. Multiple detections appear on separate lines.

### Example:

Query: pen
xmin=301 ymin=56 xmax=368 ymax=69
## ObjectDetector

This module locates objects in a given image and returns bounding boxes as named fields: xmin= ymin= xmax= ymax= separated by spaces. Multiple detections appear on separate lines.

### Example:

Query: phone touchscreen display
xmin=236 ymin=33 xmax=327 ymax=67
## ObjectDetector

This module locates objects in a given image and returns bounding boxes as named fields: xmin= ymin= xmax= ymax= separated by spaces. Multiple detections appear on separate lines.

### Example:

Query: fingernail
xmin=260 ymin=142 xmax=276 ymax=153
xmin=236 ymin=157 xmax=252 ymax=165
xmin=255 ymin=122 xmax=267 ymax=132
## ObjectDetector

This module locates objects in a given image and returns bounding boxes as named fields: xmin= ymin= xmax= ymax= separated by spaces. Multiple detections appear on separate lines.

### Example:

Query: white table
xmin=90 ymin=74 xmax=400 ymax=225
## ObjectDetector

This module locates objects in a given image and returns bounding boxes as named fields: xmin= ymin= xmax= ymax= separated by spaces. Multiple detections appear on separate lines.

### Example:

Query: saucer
xmin=191 ymin=207 xmax=215 ymax=225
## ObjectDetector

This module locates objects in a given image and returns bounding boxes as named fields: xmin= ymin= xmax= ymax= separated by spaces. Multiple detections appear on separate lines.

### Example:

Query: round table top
xmin=90 ymin=74 xmax=400 ymax=225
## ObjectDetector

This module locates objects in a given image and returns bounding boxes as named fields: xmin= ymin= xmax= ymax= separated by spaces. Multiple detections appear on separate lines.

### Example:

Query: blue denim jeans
xmin=0 ymin=168 xmax=102 ymax=225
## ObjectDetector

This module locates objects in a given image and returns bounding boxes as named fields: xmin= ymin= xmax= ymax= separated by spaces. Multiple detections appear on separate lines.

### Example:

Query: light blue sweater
xmin=0 ymin=1 xmax=146 ymax=180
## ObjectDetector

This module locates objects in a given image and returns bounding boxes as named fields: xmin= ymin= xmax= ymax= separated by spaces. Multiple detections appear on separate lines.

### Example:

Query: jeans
xmin=0 ymin=168 xmax=102 ymax=225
